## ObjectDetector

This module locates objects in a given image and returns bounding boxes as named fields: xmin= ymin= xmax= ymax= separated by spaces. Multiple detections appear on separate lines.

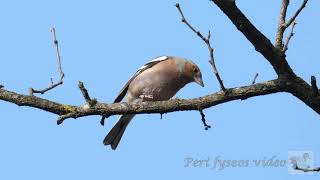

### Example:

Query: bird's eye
xmin=193 ymin=68 xmax=199 ymax=73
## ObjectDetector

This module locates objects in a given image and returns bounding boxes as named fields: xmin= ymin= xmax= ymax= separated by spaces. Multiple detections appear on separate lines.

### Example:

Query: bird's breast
xmin=128 ymin=66 xmax=188 ymax=101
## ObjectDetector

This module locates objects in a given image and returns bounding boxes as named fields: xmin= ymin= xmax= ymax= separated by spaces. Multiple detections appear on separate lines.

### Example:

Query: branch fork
xmin=29 ymin=27 xmax=65 ymax=96
xmin=57 ymin=81 xmax=97 ymax=125
xmin=275 ymin=0 xmax=309 ymax=52
xmin=78 ymin=81 xmax=97 ymax=108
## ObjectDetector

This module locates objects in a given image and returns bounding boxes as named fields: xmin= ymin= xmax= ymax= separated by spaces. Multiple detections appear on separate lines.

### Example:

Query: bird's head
xmin=184 ymin=61 xmax=204 ymax=87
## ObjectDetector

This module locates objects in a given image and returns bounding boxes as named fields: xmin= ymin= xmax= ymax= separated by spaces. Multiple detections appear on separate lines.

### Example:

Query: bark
xmin=0 ymin=78 xmax=287 ymax=123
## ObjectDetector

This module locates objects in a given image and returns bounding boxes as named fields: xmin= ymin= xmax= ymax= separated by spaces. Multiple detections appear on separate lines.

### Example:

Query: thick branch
xmin=211 ymin=0 xmax=294 ymax=77
xmin=0 ymin=88 xmax=75 ymax=115
xmin=285 ymin=76 xmax=320 ymax=114
xmin=211 ymin=0 xmax=320 ymax=114
xmin=0 ymin=79 xmax=287 ymax=122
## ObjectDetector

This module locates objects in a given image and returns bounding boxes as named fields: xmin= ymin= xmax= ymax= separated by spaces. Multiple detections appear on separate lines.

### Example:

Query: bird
xmin=103 ymin=55 xmax=204 ymax=150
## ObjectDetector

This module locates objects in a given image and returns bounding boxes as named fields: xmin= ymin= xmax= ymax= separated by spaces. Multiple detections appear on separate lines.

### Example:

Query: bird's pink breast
xmin=127 ymin=60 xmax=188 ymax=102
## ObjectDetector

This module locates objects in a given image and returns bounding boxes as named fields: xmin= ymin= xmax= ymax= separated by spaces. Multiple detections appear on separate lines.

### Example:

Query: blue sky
xmin=0 ymin=0 xmax=319 ymax=179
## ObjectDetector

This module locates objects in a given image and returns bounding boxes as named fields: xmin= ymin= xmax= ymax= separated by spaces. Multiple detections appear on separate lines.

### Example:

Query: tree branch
xmin=0 ymin=1 xmax=318 ymax=149
xmin=252 ymin=73 xmax=259 ymax=85
xmin=199 ymin=109 xmax=211 ymax=130
xmin=275 ymin=0 xmax=289 ymax=49
xmin=29 ymin=27 xmax=65 ymax=96
xmin=275 ymin=0 xmax=308 ymax=51
xmin=285 ymin=0 xmax=309 ymax=29
xmin=211 ymin=0 xmax=294 ymax=77
xmin=311 ymin=76 xmax=319 ymax=97
xmin=211 ymin=0 xmax=320 ymax=114
xmin=176 ymin=3 xmax=226 ymax=91
xmin=78 ymin=81 xmax=97 ymax=107
xmin=0 ymin=78 xmax=288 ymax=123
xmin=283 ymin=21 xmax=297 ymax=53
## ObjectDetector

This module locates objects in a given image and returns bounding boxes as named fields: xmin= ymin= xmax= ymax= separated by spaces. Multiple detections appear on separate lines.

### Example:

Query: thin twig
xmin=175 ymin=3 xmax=226 ymax=91
xmin=51 ymin=27 xmax=64 ymax=82
xmin=283 ymin=21 xmax=297 ymax=52
xmin=78 ymin=81 xmax=91 ymax=102
xmin=29 ymin=27 xmax=65 ymax=95
xmin=252 ymin=73 xmax=259 ymax=85
xmin=311 ymin=76 xmax=319 ymax=97
xmin=199 ymin=109 xmax=211 ymax=130
xmin=78 ymin=81 xmax=97 ymax=108
xmin=57 ymin=112 xmax=79 ymax=125
xmin=285 ymin=0 xmax=309 ymax=28
xmin=275 ymin=0 xmax=308 ymax=50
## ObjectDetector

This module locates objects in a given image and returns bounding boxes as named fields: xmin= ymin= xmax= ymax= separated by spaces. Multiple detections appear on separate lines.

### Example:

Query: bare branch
xmin=0 ymin=78 xmax=290 ymax=122
xmin=78 ymin=81 xmax=92 ymax=102
xmin=51 ymin=27 xmax=64 ymax=82
xmin=211 ymin=0 xmax=320 ymax=114
xmin=199 ymin=109 xmax=211 ymax=130
xmin=285 ymin=0 xmax=309 ymax=28
xmin=29 ymin=27 xmax=65 ymax=96
xmin=283 ymin=21 xmax=297 ymax=52
xmin=275 ymin=0 xmax=308 ymax=50
xmin=252 ymin=73 xmax=259 ymax=85
xmin=211 ymin=0 xmax=294 ymax=77
xmin=275 ymin=0 xmax=289 ymax=49
xmin=175 ymin=3 xmax=226 ymax=91
xmin=78 ymin=81 xmax=97 ymax=107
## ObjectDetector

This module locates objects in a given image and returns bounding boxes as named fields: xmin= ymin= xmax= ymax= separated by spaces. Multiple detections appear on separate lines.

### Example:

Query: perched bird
xmin=104 ymin=56 xmax=204 ymax=150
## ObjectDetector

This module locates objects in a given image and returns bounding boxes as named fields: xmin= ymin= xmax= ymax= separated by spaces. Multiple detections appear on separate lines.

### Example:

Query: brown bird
xmin=103 ymin=56 xmax=204 ymax=150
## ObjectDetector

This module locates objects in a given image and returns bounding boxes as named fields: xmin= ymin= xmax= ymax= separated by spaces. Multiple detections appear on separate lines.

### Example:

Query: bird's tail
xmin=103 ymin=114 xmax=135 ymax=150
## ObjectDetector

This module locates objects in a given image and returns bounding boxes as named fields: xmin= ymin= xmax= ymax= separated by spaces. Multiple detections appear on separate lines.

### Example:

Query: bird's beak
xmin=194 ymin=76 xmax=204 ymax=87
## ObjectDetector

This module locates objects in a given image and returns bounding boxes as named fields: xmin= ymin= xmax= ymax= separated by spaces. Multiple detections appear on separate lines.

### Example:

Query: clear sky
xmin=0 ymin=0 xmax=319 ymax=179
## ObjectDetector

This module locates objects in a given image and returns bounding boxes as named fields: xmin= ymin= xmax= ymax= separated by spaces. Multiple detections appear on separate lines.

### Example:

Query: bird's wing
xmin=113 ymin=56 xmax=169 ymax=102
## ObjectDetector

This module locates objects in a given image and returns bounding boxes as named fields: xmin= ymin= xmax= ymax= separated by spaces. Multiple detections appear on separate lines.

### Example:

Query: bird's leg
xmin=100 ymin=115 xmax=109 ymax=126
